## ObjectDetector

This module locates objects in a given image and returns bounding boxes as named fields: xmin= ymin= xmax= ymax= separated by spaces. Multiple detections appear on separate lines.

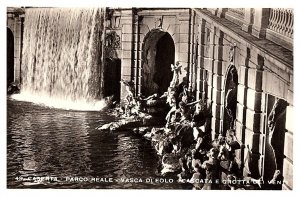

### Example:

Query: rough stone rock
xmin=98 ymin=123 xmax=113 ymax=130
xmin=136 ymin=127 xmax=151 ymax=135
xmin=144 ymin=132 xmax=153 ymax=139
xmin=161 ymin=153 xmax=181 ymax=176
xmin=7 ymin=83 xmax=20 ymax=95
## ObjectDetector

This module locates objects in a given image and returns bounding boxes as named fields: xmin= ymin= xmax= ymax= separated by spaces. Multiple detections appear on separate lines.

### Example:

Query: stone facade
xmin=105 ymin=8 xmax=293 ymax=190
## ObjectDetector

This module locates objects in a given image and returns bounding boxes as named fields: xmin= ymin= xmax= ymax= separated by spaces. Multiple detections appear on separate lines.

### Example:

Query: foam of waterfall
xmin=12 ymin=8 xmax=106 ymax=111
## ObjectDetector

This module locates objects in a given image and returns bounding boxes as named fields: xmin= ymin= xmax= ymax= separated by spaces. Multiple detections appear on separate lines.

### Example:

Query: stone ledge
xmin=266 ymin=28 xmax=293 ymax=51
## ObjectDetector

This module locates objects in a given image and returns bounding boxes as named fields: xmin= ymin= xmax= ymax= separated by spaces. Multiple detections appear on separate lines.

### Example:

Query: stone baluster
xmin=268 ymin=8 xmax=293 ymax=39
xmin=286 ymin=9 xmax=293 ymax=37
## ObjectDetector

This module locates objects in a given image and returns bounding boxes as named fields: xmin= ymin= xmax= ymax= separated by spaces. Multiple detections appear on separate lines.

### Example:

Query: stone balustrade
xmin=268 ymin=8 xmax=293 ymax=39
xmin=266 ymin=8 xmax=293 ymax=50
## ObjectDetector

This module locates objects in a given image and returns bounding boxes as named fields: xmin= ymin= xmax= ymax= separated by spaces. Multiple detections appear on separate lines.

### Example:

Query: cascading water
xmin=12 ymin=8 xmax=107 ymax=111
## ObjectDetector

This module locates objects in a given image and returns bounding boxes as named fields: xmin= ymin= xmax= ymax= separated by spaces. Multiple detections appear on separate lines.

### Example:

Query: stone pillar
xmin=243 ymin=51 xmax=265 ymax=178
xmin=235 ymin=46 xmax=250 ymax=167
xmin=13 ymin=16 xmax=23 ymax=84
xmin=210 ymin=27 xmax=225 ymax=138
xmin=252 ymin=8 xmax=270 ymax=38
xmin=120 ymin=10 xmax=134 ymax=100
xmin=132 ymin=12 xmax=140 ymax=96
xmin=195 ymin=19 xmax=201 ymax=101
xmin=198 ymin=18 xmax=210 ymax=101
xmin=188 ymin=11 xmax=197 ymax=92
xmin=178 ymin=12 xmax=190 ymax=83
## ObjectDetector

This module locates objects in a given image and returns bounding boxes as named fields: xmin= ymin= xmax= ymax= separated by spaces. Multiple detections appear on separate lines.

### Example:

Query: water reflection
xmin=7 ymin=98 xmax=181 ymax=189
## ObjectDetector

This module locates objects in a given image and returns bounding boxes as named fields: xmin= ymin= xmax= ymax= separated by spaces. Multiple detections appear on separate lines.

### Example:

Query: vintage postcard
xmin=6 ymin=2 xmax=294 ymax=192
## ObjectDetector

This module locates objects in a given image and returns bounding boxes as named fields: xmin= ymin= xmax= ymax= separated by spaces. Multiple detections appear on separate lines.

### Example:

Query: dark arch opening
xmin=141 ymin=30 xmax=174 ymax=96
xmin=103 ymin=58 xmax=121 ymax=102
xmin=7 ymin=27 xmax=14 ymax=86
xmin=223 ymin=66 xmax=238 ymax=135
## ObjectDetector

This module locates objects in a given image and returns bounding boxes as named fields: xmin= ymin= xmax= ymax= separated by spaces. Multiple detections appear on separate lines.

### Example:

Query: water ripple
xmin=7 ymin=99 xmax=182 ymax=189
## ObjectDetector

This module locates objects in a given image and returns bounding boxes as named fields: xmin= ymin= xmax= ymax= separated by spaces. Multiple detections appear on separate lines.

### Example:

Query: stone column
xmin=243 ymin=51 xmax=265 ymax=178
xmin=13 ymin=16 xmax=23 ymax=84
xmin=234 ymin=46 xmax=249 ymax=167
xmin=188 ymin=11 xmax=196 ymax=92
xmin=210 ymin=27 xmax=225 ymax=138
xmin=120 ymin=10 xmax=134 ymax=100
xmin=132 ymin=12 xmax=140 ymax=96
xmin=178 ymin=12 xmax=190 ymax=83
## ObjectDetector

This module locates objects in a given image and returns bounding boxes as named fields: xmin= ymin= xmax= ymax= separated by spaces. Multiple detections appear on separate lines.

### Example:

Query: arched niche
xmin=141 ymin=29 xmax=175 ymax=96
xmin=7 ymin=27 xmax=14 ymax=86
xmin=223 ymin=65 xmax=238 ymax=136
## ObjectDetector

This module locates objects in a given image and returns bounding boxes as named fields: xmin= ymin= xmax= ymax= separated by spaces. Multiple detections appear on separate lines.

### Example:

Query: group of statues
xmin=118 ymin=61 xmax=281 ymax=190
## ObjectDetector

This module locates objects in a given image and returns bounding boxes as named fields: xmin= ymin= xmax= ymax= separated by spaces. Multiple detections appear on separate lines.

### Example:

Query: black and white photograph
xmin=4 ymin=0 xmax=295 ymax=192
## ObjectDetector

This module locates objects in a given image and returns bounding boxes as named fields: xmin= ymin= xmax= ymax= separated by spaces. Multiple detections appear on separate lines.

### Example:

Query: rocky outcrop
xmin=7 ymin=83 xmax=20 ymax=95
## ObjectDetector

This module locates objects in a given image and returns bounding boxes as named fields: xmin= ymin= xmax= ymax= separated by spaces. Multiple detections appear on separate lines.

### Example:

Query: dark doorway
xmin=142 ymin=30 xmax=174 ymax=96
xmin=223 ymin=66 xmax=238 ymax=135
xmin=7 ymin=28 xmax=14 ymax=86
xmin=103 ymin=58 xmax=121 ymax=102
xmin=153 ymin=34 xmax=174 ymax=95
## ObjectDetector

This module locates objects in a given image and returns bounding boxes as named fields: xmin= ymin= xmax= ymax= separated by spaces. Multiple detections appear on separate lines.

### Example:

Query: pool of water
xmin=7 ymin=98 xmax=183 ymax=189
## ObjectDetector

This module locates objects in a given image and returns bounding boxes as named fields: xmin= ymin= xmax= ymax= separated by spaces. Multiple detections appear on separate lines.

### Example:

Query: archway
xmin=7 ymin=28 xmax=14 ymax=86
xmin=223 ymin=65 xmax=238 ymax=135
xmin=141 ymin=29 xmax=174 ymax=96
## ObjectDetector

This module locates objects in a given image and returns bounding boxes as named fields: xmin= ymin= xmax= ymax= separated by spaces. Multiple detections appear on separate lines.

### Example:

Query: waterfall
xmin=12 ymin=8 xmax=106 ymax=111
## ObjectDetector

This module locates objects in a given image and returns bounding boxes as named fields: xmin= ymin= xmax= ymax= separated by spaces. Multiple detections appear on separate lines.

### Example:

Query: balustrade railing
xmin=267 ymin=8 xmax=293 ymax=39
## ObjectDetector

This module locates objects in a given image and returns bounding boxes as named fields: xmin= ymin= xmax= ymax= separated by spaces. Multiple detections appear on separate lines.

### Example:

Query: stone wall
xmin=194 ymin=8 xmax=293 ymax=189
xmin=111 ymin=8 xmax=293 ymax=189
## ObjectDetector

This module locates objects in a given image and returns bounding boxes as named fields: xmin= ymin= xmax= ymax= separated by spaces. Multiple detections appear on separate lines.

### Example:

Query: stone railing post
xmin=252 ymin=8 xmax=270 ymax=38
xmin=242 ymin=8 xmax=253 ymax=33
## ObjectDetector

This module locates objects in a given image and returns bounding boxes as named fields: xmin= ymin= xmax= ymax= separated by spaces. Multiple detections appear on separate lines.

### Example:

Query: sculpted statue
xmin=169 ymin=61 xmax=182 ymax=88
